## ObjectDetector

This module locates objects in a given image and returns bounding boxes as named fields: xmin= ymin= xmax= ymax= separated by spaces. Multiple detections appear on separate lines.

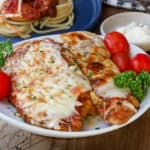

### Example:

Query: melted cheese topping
xmin=103 ymin=100 xmax=137 ymax=120
xmin=3 ymin=39 xmax=91 ymax=129
xmin=122 ymin=100 xmax=137 ymax=113
xmin=103 ymin=102 xmax=116 ymax=120
xmin=94 ymin=78 xmax=130 ymax=99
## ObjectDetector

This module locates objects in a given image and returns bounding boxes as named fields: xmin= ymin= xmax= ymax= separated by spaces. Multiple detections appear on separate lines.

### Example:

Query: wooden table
xmin=1 ymin=4 xmax=150 ymax=150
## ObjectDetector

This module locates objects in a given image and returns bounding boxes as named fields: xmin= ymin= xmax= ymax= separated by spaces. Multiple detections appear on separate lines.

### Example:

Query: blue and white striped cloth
xmin=103 ymin=0 xmax=145 ymax=11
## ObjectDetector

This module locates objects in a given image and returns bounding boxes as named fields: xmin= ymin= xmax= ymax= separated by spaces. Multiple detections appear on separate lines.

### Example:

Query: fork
xmin=122 ymin=0 xmax=150 ymax=13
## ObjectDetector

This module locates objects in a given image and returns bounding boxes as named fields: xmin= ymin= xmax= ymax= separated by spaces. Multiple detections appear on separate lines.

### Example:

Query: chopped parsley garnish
xmin=95 ymin=127 xmax=100 ymax=130
xmin=23 ymin=86 xmax=28 ymax=88
xmin=66 ymin=84 xmax=72 ymax=89
xmin=87 ymin=72 xmax=93 ymax=78
xmin=0 ymin=40 xmax=13 ymax=67
xmin=31 ymin=96 xmax=36 ymax=100
xmin=73 ymin=66 xmax=79 ymax=72
xmin=63 ymin=48 xmax=68 ymax=52
xmin=14 ymin=112 xmax=20 ymax=117
xmin=83 ymin=52 xmax=88 ymax=58
xmin=50 ymin=96 xmax=54 ymax=99
xmin=39 ymin=71 xmax=45 ymax=75
xmin=48 ymin=56 xmax=55 ymax=64
xmin=16 ymin=83 xmax=21 ymax=87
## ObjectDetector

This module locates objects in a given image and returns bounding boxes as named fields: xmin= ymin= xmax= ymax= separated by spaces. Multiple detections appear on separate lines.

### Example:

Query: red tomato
xmin=131 ymin=53 xmax=150 ymax=73
xmin=0 ymin=72 xmax=10 ymax=100
xmin=112 ymin=52 xmax=132 ymax=72
xmin=104 ymin=32 xmax=129 ymax=55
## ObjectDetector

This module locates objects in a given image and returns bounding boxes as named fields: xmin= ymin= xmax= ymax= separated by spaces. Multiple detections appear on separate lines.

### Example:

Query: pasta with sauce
xmin=0 ymin=0 xmax=74 ymax=38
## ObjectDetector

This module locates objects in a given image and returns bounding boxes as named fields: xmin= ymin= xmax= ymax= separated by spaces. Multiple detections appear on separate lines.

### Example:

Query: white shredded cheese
xmin=117 ymin=22 xmax=150 ymax=51
xmin=94 ymin=78 xmax=130 ymax=99
xmin=3 ymin=39 xmax=91 ymax=129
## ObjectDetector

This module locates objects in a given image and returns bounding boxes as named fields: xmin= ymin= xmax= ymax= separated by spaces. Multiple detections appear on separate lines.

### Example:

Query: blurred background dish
xmin=103 ymin=0 xmax=150 ymax=12
xmin=100 ymin=12 xmax=150 ymax=51
xmin=0 ymin=0 xmax=102 ymax=43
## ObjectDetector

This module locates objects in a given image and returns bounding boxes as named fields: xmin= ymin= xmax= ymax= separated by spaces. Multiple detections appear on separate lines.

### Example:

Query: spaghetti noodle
xmin=0 ymin=0 xmax=74 ymax=38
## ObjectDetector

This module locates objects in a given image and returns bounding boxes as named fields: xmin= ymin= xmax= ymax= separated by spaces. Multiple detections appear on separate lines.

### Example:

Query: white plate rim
xmin=0 ymin=34 xmax=150 ymax=138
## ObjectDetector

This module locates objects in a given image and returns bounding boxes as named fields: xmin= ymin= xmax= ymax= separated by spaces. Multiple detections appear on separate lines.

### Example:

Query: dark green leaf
xmin=0 ymin=54 xmax=5 ymax=67
xmin=0 ymin=39 xmax=13 ymax=67
xmin=0 ymin=39 xmax=13 ymax=56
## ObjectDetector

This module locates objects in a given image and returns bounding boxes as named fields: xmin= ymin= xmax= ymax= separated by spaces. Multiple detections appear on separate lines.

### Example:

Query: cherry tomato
xmin=131 ymin=53 xmax=150 ymax=73
xmin=0 ymin=71 xmax=10 ymax=100
xmin=112 ymin=52 xmax=132 ymax=72
xmin=104 ymin=32 xmax=129 ymax=55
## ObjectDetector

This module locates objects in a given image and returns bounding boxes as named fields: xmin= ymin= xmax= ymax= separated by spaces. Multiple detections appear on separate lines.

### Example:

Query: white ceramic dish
xmin=0 ymin=34 xmax=149 ymax=138
xmin=100 ymin=12 xmax=150 ymax=51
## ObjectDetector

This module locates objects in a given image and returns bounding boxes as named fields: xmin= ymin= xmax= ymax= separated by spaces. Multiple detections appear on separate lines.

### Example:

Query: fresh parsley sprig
xmin=0 ymin=40 xmax=13 ymax=67
xmin=114 ymin=71 xmax=150 ymax=102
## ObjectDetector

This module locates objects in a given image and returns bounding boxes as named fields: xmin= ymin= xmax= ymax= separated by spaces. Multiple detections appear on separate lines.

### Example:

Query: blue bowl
xmin=0 ymin=0 xmax=102 ymax=43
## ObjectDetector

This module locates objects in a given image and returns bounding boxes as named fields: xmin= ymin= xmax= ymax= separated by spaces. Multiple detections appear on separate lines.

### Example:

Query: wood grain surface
xmin=0 ymin=4 xmax=150 ymax=150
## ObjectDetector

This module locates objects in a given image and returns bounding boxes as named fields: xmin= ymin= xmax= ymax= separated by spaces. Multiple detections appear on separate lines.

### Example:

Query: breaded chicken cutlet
xmin=60 ymin=31 xmax=139 ymax=125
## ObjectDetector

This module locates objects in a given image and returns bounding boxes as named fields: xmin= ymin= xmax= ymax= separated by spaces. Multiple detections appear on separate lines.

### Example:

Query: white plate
xmin=0 ymin=34 xmax=150 ymax=138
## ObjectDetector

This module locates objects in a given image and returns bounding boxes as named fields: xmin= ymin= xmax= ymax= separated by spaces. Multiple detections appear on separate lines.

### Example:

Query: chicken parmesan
xmin=2 ymin=38 xmax=95 ymax=131
xmin=60 ymin=31 xmax=139 ymax=125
